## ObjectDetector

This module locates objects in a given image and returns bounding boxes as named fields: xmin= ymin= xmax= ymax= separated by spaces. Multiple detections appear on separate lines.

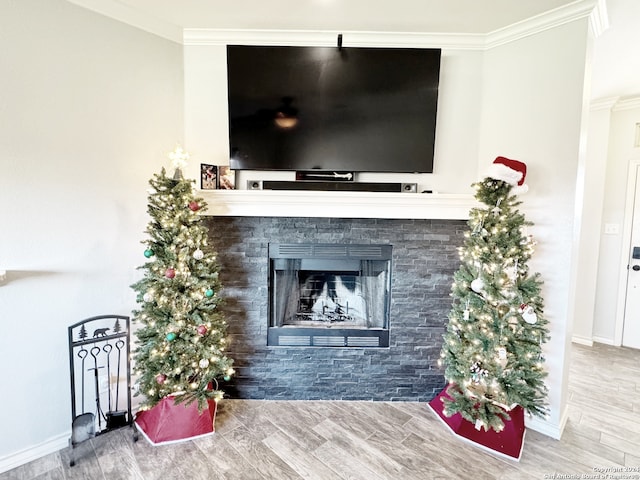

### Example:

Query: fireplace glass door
xmin=268 ymin=244 xmax=391 ymax=347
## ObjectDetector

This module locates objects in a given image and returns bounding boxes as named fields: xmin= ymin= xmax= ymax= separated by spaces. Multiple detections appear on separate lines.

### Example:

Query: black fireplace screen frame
xmin=268 ymin=243 xmax=392 ymax=347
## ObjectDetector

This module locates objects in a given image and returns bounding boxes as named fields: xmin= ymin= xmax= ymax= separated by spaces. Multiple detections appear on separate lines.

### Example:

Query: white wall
xmin=477 ymin=19 xmax=591 ymax=436
xmin=573 ymin=0 xmax=640 ymax=347
xmin=0 ymin=0 xmax=183 ymax=471
xmin=593 ymin=99 xmax=640 ymax=342
xmin=183 ymin=45 xmax=231 ymax=173
xmin=571 ymin=99 xmax=614 ymax=345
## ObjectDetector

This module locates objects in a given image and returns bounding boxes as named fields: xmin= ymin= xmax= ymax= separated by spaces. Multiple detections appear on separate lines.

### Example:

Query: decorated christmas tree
xmin=437 ymin=157 xmax=550 ymax=433
xmin=131 ymin=147 xmax=234 ymax=413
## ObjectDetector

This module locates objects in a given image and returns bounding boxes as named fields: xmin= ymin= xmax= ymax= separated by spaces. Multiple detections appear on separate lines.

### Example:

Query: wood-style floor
xmin=2 ymin=343 xmax=639 ymax=479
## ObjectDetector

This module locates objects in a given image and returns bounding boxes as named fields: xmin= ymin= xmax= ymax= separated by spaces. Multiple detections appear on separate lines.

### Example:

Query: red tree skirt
xmin=135 ymin=396 xmax=217 ymax=446
xmin=428 ymin=387 xmax=525 ymax=461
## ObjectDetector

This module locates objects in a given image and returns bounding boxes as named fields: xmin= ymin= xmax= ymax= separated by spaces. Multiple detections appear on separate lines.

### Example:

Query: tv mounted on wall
xmin=226 ymin=45 xmax=441 ymax=174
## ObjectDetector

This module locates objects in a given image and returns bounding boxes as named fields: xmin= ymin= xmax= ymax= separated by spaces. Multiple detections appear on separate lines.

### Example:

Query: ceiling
xmin=68 ymin=0 xmax=590 ymax=37
xmin=590 ymin=0 xmax=640 ymax=100
xmin=67 ymin=0 xmax=640 ymax=101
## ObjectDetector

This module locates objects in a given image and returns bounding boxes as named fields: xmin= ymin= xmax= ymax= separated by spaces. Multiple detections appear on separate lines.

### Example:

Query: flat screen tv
xmin=227 ymin=45 xmax=441 ymax=173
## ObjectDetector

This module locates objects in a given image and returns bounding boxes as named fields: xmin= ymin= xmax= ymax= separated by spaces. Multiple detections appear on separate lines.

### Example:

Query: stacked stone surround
xmin=205 ymin=216 xmax=466 ymax=402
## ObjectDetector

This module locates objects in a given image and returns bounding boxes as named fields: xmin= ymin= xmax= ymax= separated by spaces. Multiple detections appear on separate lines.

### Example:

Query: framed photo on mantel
xmin=201 ymin=164 xmax=236 ymax=190
xmin=217 ymin=166 xmax=236 ymax=190
xmin=200 ymin=164 xmax=217 ymax=190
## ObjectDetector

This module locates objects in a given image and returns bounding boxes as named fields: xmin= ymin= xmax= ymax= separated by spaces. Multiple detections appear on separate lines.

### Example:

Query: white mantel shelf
xmin=197 ymin=190 xmax=478 ymax=220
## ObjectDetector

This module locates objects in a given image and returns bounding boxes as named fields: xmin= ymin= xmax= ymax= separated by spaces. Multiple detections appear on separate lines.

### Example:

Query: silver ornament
xmin=471 ymin=278 xmax=484 ymax=293
xmin=496 ymin=347 xmax=508 ymax=368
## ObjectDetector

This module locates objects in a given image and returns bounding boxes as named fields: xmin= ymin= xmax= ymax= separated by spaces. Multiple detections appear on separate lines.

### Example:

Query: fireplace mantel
xmin=198 ymin=190 xmax=477 ymax=220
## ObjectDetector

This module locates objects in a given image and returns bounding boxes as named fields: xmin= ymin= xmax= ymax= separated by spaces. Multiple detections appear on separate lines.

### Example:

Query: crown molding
xmin=182 ymin=28 xmax=485 ymax=50
xmin=184 ymin=0 xmax=602 ymax=50
xmin=590 ymin=96 xmax=640 ymax=112
xmin=590 ymin=96 xmax=620 ymax=111
xmin=589 ymin=0 xmax=610 ymax=37
xmin=612 ymin=96 xmax=640 ymax=112
xmin=68 ymin=0 xmax=603 ymax=50
xmin=485 ymin=0 xmax=599 ymax=49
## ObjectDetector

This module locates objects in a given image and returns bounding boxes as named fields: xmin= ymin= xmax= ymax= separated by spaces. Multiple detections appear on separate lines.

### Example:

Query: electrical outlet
xmin=604 ymin=223 xmax=620 ymax=235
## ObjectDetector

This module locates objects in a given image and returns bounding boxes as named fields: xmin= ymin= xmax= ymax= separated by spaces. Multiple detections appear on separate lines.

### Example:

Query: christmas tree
xmin=131 ymin=147 xmax=234 ymax=411
xmin=438 ymin=157 xmax=549 ymax=432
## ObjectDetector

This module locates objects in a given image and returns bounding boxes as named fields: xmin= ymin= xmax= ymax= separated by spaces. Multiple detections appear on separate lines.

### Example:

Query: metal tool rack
xmin=68 ymin=315 xmax=137 ymax=466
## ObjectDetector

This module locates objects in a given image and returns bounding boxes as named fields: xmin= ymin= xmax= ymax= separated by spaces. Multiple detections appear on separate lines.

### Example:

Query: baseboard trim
xmin=0 ymin=432 xmax=69 ymax=474
xmin=571 ymin=335 xmax=594 ymax=346
xmin=592 ymin=335 xmax=616 ymax=346
xmin=525 ymin=404 xmax=569 ymax=440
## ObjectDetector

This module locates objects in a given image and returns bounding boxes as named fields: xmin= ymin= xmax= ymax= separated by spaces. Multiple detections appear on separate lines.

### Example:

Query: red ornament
xmin=156 ymin=374 xmax=167 ymax=385
xmin=197 ymin=324 xmax=208 ymax=336
xmin=165 ymin=268 xmax=176 ymax=279
xmin=188 ymin=201 xmax=200 ymax=212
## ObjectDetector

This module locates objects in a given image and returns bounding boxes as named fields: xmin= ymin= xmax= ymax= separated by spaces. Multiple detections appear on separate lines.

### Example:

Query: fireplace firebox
xmin=268 ymin=243 xmax=392 ymax=347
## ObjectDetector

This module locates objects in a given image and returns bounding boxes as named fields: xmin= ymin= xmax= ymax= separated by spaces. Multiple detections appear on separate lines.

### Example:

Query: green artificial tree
xmin=131 ymin=147 xmax=234 ymax=411
xmin=439 ymin=157 xmax=549 ymax=432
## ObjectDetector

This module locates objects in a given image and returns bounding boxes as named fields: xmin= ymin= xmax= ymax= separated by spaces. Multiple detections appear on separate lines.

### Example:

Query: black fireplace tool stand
xmin=68 ymin=315 xmax=137 ymax=466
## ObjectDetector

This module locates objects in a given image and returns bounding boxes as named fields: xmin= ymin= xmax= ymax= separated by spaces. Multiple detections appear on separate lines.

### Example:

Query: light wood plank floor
xmin=2 ymin=343 xmax=639 ymax=480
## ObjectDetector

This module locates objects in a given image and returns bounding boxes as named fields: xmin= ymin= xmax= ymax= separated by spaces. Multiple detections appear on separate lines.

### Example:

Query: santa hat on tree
xmin=486 ymin=156 xmax=528 ymax=194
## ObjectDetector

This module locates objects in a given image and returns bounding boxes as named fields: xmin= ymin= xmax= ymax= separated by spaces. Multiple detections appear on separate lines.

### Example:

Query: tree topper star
xmin=169 ymin=145 xmax=190 ymax=174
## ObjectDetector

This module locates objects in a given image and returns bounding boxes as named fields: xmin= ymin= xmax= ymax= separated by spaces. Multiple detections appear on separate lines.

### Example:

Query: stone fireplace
xmin=268 ymin=243 xmax=392 ymax=347
xmin=204 ymin=215 xmax=465 ymax=401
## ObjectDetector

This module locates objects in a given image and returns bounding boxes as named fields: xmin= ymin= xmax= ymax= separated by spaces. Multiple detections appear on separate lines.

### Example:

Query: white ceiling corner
xmin=66 ymin=0 xmax=602 ymax=49
xmin=66 ymin=0 xmax=183 ymax=42
xmin=485 ymin=0 xmax=601 ymax=49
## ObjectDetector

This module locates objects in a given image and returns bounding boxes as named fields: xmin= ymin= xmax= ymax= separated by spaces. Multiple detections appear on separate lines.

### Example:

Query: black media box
xmin=261 ymin=181 xmax=416 ymax=193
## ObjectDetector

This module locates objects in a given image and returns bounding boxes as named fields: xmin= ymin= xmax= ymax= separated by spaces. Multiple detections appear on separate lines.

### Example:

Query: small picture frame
xmin=200 ymin=164 xmax=217 ymax=190
xmin=217 ymin=166 xmax=236 ymax=190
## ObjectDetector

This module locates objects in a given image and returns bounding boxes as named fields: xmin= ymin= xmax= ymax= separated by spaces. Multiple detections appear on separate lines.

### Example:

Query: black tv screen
xmin=227 ymin=45 xmax=441 ymax=173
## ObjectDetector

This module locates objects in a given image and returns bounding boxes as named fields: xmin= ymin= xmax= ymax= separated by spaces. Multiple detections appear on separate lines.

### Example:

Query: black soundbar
xmin=261 ymin=181 xmax=416 ymax=193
